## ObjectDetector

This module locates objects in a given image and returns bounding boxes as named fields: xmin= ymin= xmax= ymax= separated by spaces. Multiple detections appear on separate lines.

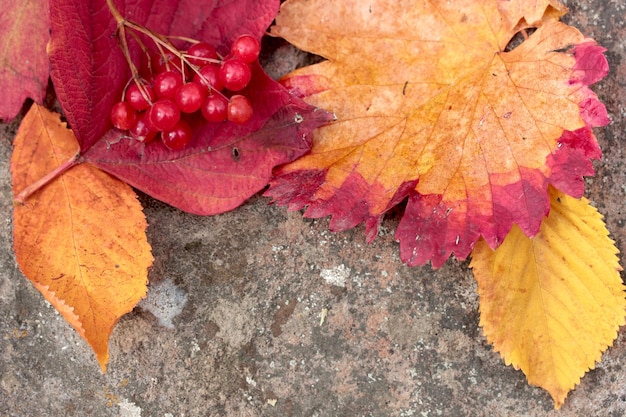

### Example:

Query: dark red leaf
xmin=84 ymin=65 xmax=333 ymax=215
xmin=48 ymin=0 xmax=283 ymax=151
xmin=49 ymin=0 xmax=332 ymax=214
xmin=48 ymin=0 xmax=124 ymax=150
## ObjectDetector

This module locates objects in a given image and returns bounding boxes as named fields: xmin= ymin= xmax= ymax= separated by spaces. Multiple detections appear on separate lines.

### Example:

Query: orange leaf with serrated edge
xmin=470 ymin=187 xmax=625 ymax=409
xmin=11 ymin=104 xmax=153 ymax=371
xmin=267 ymin=0 xmax=608 ymax=268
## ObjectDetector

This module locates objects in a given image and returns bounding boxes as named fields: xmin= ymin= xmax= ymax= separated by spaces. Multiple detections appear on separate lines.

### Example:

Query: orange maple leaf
xmin=267 ymin=0 xmax=608 ymax=267
xmin=11 ymin=105 xmax=153 ymax=371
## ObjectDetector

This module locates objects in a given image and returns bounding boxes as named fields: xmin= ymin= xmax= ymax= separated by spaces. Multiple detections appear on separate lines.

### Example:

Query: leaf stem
xmin=14 ymin=152 xmax=81 ymax=205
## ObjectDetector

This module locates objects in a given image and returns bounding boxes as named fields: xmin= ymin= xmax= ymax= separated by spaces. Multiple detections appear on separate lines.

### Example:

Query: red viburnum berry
xmin=125 ymin=82 xmax=155 ymax=111
xmin=154 ymin=70 xmax=184 ymax=99
xmin=153 ymin=51 xmax=183 ymax=74
xmin=110 ymin=101 xmax=138 ymax=130
xmin=219 ymin=57 xmax=252 ymax=91
xmin=175 ymin=82 xmax=207 ymax=113
xmin=231 ymin=35 xmax=260 ymax=64
xmin=162 ymin=119 xmax=193 ymax=150
xmin=130 ymin=112 xmax=158 ymax=143
xmin=193 ymin=64 xmax=223 ymax=92
xmin=187 ymin=42 xmax=219 ymax=66
xmin=147 ymin=99 xmax=180 ymax=131
xmin=201 ymin=94 xmax=228 ymax=123
xmin=227 ymin=95 xmax=253 ymax=124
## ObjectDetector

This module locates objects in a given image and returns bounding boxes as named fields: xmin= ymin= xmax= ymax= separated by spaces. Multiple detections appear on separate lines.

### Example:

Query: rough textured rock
xmin=1 ymin=1 xmax=625 ymax=416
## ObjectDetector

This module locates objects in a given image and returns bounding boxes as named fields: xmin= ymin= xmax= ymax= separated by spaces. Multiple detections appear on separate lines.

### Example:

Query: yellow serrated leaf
xmin=470 ymin=186 xmax=625 ymax=409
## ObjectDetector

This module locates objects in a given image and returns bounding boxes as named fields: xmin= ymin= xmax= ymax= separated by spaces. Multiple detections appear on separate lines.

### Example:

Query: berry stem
xmin=105 ymin=0 xmax=228 ymax=100
xmin=123 ymin=32 xmax=156 ymax=104
xmin=166 ymin=35 xmax=201 ymax=44
xmin=14 ymin=152 xmax=81 ymax=205
xmin=105 ymin=0 xmax=124 ymax=24
xmin=106 ymin=0 xmax=156 ymax=103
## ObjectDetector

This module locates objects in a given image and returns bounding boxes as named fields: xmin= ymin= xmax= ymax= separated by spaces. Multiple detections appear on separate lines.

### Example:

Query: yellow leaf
xmin=470 ymin=186 xmax=625 ymax=408
xmin=11 ymin=105 xmax=153 ymax=371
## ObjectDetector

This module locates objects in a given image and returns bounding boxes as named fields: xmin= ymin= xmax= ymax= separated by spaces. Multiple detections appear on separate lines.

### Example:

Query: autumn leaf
xmin=0 ymin=0 xmax=49 ymax=121
xmin=83 ymin=63 xmax=333 ymax=215
xmin=11 ymin=104 xmax=152 ymax=371
xmin=470 ymin=186 xmax=625 ymax=409
xmin=48 ymin=0 xmax=332 ymax=215
xmin=267 ymin=0 xmax=609 ymax=267
xmin=48 ymin=0 xmax=280 ymax=150
xmin=472 ymin=189 xmax=625 ymax=407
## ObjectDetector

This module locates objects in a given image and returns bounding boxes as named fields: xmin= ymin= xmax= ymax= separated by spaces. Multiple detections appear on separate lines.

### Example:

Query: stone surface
xmin=1 ymin=1 xmax=626 ymax=416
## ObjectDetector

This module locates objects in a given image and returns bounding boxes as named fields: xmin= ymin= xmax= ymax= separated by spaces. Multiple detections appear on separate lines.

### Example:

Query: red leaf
xmin=48 ymin=0 xmax=124 ymax=150
xmin=0 ymin=0 xmax=49 ymax=121
xmin=84 ymin=65 xmax=333 ymax=215
xmin=48 ymin=0 xmax=283 ymax=150
xmin=49 ymin=0 xmax=332 ymax=214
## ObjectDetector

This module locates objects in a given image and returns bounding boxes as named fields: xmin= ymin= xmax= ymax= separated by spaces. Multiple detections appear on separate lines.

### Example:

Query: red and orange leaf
xmin=470 ymin=187 xmax=625 ymax=408
xmin=11 ymin=105 xmax=153 ymax=371
xmin=0 ymin=0 xmax=49 ymax=121
xmin=267 ymin=0 xmax=608 ymax=267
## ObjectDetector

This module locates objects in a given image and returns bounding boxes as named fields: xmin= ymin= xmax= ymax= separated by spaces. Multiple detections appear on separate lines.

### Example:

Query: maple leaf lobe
xmin=571 ymin=42 xmax=609 ymax=86
xmin=497 ymin=0 xmax=569 ymax=31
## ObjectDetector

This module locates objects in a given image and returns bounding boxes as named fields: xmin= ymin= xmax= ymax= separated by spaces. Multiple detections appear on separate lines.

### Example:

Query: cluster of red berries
xmin=109 ymin=35 xmax=261 ymax=150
